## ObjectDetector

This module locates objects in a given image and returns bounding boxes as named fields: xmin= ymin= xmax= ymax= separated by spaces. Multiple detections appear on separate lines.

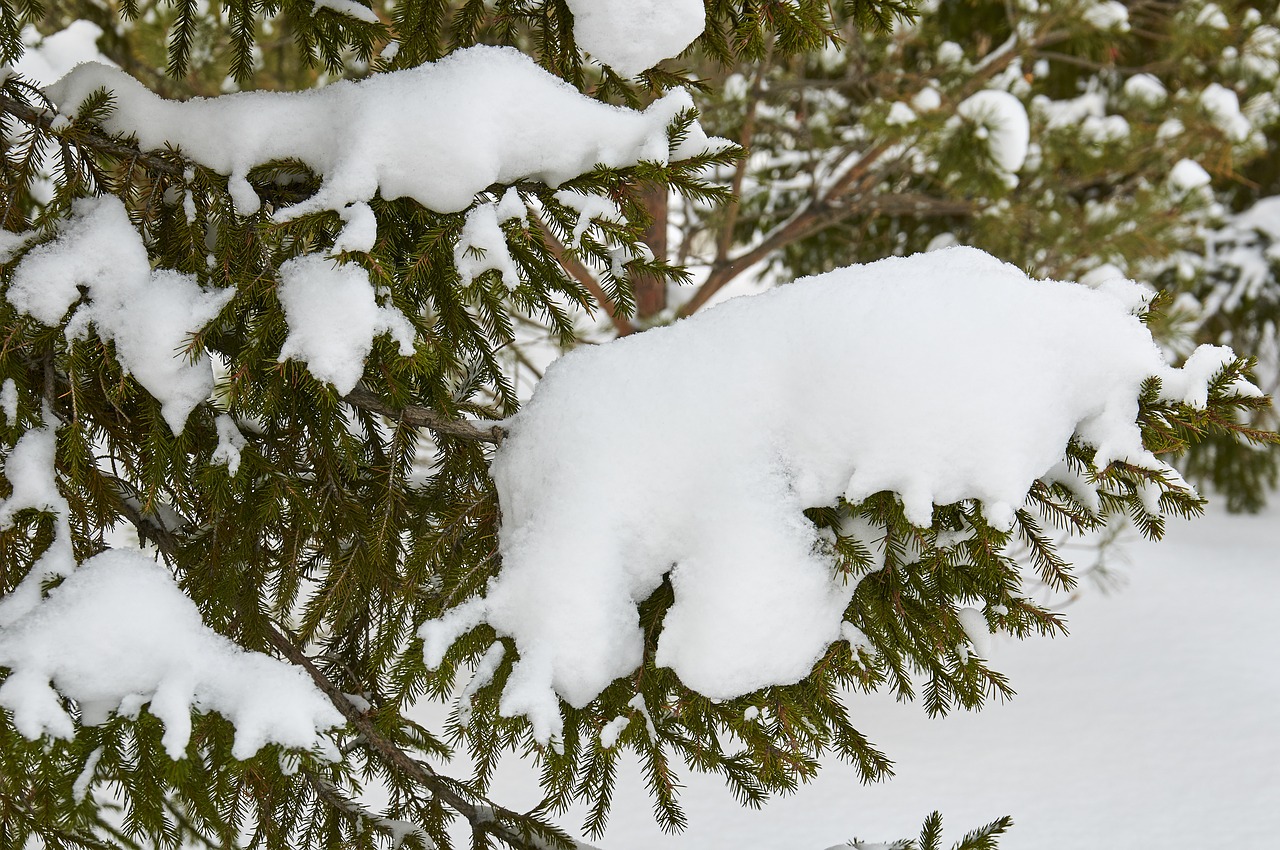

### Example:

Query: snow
xmin=333 ymin=201 xmax=378 ymax=254
xmin=599 ymin=715 xmax=630 ymax=749
xmin=455 ymin=202 xmax=522 ymax=290
xmin=0 ymin=416 xmax=342 ymax=762
xmin=565 ymin=0 xmax=705 ymax=77
xmin=1082 ymin=0 xmax=1130 ymax=31
xmin=1169 ymin=159 xmax=1212 ymax=193
xmin=911 ymin=87 xmax=942 ymax=113
xmin=11 ymin=20 xmax=111 ymax=84
xmin=6 ymin=197 xmax=233 ymax=433
xmin=1122 ymin=73 xmax=1167 ymax=106
xmin=955 ymin=607 xmax=991 ymax=659
xmin=885 ymin=102 xmax=917 ymax=126
xmin=422 ymin=247 xmax=1236 ymax=744
xmin=1200 ymin=82 xmax=1252 ymax=143
xmin=46 ymin=46 xmax=720 ymax=218
xmin=0 ymin=548 xmax=344 ymax=760
xmin=276 ymin=254 xmax=416 ymax=394
xmin=72 ymin=747 xmax=103 ymax=802
xmin=0 ymin=228 xmax=34 ymax=263
xmin=0 ymin=379 xmax=16 ymax=425
xmin=311 ymin=0 xmax=379 ymax=24
xmin=211 ymin=414 xmax=247 ymax=476
xmin=955 ymin=91 xmax=1029 ymax=175
xmin=1195 ymin=2 xmax=1229 ymax=30
xmin=554 ymin=189 xmax=625 ymax=248
xmin=560 ymin=503 xmax=1280 ymax=849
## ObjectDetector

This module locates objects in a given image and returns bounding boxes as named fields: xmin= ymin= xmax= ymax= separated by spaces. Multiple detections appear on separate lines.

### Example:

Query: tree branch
xmin=532 ymin=213 xmax=636 ymax=337
xmin=343 ymin=386 xmax=506 ymax=444
xmin=0 ymin=91 xmax=184 ymax=177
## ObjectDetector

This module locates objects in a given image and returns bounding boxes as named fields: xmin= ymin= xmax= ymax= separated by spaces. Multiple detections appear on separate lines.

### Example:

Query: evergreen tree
xmin=0 ymin=3 xmax=1275 ymax=850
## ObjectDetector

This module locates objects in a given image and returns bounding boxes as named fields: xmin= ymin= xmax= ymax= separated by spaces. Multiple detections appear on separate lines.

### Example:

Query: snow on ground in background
xmin=565 ymin=0 xmax=705 ymax=77
xmin=546 ymin=501 xmax=1279 ymax=849
xmin=46 ymin=46 xmax=722 ymax=217
xmin=421 ymin=247 xmax=1241 ymax=745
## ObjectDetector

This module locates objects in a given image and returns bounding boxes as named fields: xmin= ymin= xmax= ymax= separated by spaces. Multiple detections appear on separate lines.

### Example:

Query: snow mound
xmin=421 ymin=247 xmax=1236 ymax=743
xmin=0 ymin=549 xmax=343 ymax=759
xmin=6 ymin=197 xmax=232 ymax=434
xmin=46 ymin=45 xmax=720 ymax=217
xmin=566 ymin=0 xmax=705 ymax=77
xmin=276 ymin=254 xmax=415 ymax=394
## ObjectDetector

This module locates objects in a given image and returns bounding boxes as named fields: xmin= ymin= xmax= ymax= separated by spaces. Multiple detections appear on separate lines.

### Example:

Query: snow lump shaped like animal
xmin=421 ymin=246 xmax=1232 ymax=743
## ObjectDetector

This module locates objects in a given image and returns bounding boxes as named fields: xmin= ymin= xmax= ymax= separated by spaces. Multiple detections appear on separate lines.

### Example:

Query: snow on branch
xmin=6 ymin=196 xmax=232 ymax=433
xmin=421 ymin=247 xmax=1253 ymax=744
xmin=0 ymin=420 xmax=343 ymax=761
xmin=565 ymin=0 xmax=705 ymax=77
xmin=45 ymin=45 xmax=724 ymax=218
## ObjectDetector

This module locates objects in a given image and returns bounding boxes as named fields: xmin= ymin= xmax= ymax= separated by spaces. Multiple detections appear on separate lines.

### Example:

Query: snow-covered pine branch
xmin=2 ymin=3 xmax=1279 ymax=849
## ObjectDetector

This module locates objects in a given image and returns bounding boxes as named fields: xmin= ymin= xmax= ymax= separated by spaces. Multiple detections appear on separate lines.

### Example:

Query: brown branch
xmin=532 ymin=213 xmax=636 ymax=336
xmin=714 ymin=57 xmax=771 ymax=267
xmin=343 ymin=386 xmax=506 ymax=444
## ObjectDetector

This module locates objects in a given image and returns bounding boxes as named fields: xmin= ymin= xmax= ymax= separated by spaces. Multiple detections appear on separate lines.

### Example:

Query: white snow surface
xmin=1122 ymin=73 xmax=1167 ymax=106
xmin=1169 ymin=158 xmax=1212 ymax=193
xmin=955 ymin=90 xmax=1029 ymax=174
xmin=1200 ymin=82 xmax=1252 ymax=143
xmin=11 ymin=21 xmax=111 ymax=84
xmin=0 ymin=379 xmax=16 ymax=425
xmin=276 ymin=254 xmax=416 ymax=394
xmin=6 ymin=197 xmax=232 ymax=433
xmin=564 ymin=503 xmax=1280 ymax=849
xmin=565 ymin=0 xmax=705 ymax=77
xmin=46 ymin=46 xmax=718 ymax=217
xmin=0 ymin=548 xmax=344 ymax=759
xmin=421 ymin=247 xmax=1234 ymax=744
xmin=1082 ymin=0 xmax=1130 ymax=31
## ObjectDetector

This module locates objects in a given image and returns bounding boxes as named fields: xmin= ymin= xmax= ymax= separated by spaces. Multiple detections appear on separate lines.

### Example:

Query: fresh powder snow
xmin=564 ymin=0 xmax=706 ymax=77
xmin=45 ymin=45 xmax=722 ymax=217
xmin=422 ymin=246 xmax=1246 ymax=744
xmin=276 ymin=254 xmax=416 ymax=394
xmin=0 ymin=549 xmax=343 ymax=760
xmin=6 ymin=197 xmax=232 ymax=433
xmin=0 ymin=419 xmax=342 ymax=761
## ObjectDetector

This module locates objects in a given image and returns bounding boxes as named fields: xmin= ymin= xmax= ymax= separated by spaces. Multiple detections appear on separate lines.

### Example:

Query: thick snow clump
xmin=0 ymin=424 xmax=342 ymax=761
xmin=421 ymin=247 xmax=1243 ymax=743
xmin=0 ymin=549 xmax=344 ymax=760
xmin=565 ymin=0 xmax=706 ymax=77
xmin=6 ymin=197 xmax=232 ymax=433
xmin=46 ymin=45 xmax=721 ymax=217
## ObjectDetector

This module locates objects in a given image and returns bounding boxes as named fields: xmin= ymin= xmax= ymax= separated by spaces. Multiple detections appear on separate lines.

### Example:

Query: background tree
xmin=1 ymin=2 xmax=1275 ymax=850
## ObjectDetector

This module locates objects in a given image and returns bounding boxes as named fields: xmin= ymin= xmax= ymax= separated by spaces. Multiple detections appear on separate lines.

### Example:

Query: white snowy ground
xmin=463 ymin=500 xmax=1280 ymax=849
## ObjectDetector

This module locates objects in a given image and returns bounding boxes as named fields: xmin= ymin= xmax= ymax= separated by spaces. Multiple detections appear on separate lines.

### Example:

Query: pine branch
xmin=0 ymin=91 xmax=183 ymax=178
xmin=532 ymin=212 xmax=636 ymax=337
xmin=343 ymin=386 xmax=507 ymax=444
xmin=262 ymin=623 xmax=594 ymax=850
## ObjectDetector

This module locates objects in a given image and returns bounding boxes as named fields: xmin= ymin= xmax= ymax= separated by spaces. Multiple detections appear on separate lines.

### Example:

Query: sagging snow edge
xmin=421 ymin=246 xmax=1254 ymax=744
